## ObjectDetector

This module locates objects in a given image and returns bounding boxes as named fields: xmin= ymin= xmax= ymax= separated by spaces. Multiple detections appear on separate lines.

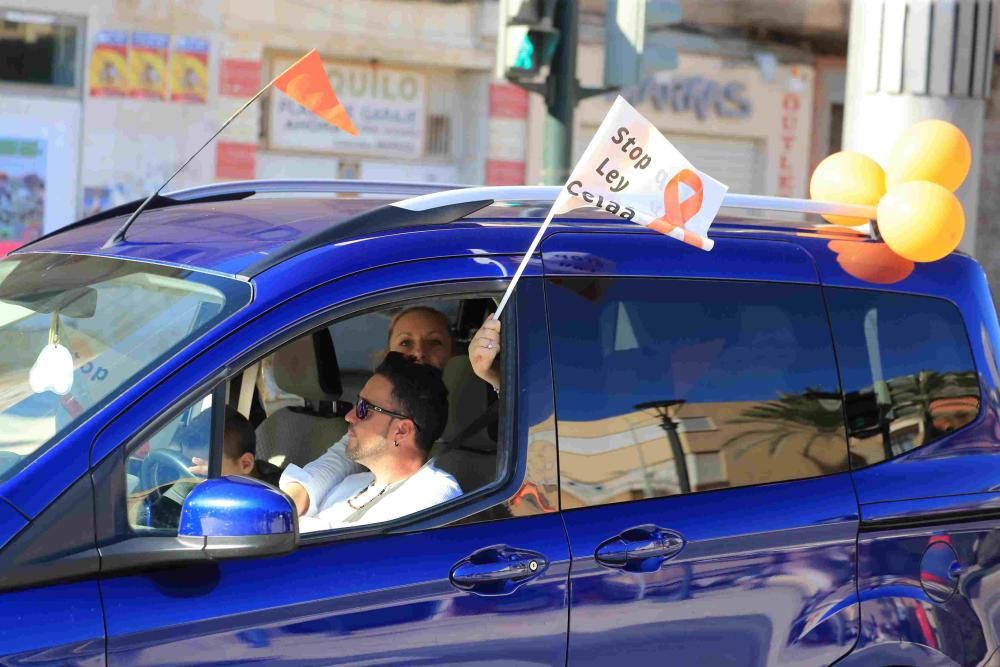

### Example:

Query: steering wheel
xmin=140 ymin=449 xmax=196 ymax=491
xmin=130 ymin=478 xmax=202 ymax=530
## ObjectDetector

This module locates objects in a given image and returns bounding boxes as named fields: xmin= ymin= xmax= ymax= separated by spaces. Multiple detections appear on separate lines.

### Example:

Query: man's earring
xmin=394 ymin=440 xmax=399 ymax=447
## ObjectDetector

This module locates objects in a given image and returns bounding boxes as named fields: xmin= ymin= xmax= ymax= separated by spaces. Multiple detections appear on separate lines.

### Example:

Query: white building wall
xmin=527 ymin=45 xmax=815 ymax=198
xmin=1 ymin=0 xmax=501 ymax=239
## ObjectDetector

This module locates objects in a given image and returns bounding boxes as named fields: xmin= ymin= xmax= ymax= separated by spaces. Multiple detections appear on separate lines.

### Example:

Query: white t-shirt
xmin=279 ymin=436 xmax=462 ymax=533
xmin=279 ymin=434 xmax=357 ymax=514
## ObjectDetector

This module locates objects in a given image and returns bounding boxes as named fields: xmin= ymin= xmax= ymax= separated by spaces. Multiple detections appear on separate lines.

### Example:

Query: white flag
xmin=552 ymin=95 xmax=727 ymax=251
xmin=493 ymin=96 xmax=728 ymax=317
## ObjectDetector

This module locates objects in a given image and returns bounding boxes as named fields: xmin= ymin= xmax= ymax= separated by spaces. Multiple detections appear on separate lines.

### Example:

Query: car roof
xmin=17 ymin=197 xmax=392 ymax=276
xmin=13 ymin=182 xmax=951 ymax=288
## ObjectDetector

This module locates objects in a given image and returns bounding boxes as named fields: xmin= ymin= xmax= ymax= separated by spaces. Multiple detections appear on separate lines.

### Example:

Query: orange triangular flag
xmin=273 ymin=49 xmax=359 ymax=136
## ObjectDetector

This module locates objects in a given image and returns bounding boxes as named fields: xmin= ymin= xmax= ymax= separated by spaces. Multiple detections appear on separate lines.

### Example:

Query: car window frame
xmin=97 ymin=277 xmax=536 ymax=551
xmin=823 ymin=285 xmax=984 ymax=469
xmin=544 ymin=274 xmax=852 ymax=510
xmin=230 ymin=282 xmax=520 ymax=545
xmin=122 ymin=384 xmax=227 ymax=536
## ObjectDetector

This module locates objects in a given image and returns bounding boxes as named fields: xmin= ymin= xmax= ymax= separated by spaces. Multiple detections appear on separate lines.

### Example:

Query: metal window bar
xmin=164 ymin=179 xmax=471 ymax=200
xmin=426 ymin=115 xmax=452 ymax=157
xmin=161 ymin=180 xmax=876 ymax=223
xmin=391 ymin=185 xmax=878 ymax=222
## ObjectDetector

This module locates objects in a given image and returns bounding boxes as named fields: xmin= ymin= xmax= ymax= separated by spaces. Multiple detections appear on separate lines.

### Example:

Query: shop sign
xmin=777 ymin=92 xmax=800 ymax=196
xmin=268 ymin=59 xmax=425 ymax=159
xmin=216 ymin=141 xmax=256 ymax=180
xmin=623 ymin=74 xmax=752 ymax=122
xmin=219 ymin=59 xmax=261 ymax=97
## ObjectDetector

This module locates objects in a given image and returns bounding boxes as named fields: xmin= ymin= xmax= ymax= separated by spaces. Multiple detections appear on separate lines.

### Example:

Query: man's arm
xmin=278 ymin=433 xmax=360 ymax=516
xmin=284 ymin=481 xmax=311 ymax=515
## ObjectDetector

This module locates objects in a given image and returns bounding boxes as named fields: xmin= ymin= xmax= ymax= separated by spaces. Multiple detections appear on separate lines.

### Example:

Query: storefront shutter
xmin=576 ymin=127 xmax=764 ymax=196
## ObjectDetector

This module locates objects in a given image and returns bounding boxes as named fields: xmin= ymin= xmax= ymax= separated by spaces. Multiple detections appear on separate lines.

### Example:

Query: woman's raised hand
xmin=469 ymin=316 xmax=501 ymax=390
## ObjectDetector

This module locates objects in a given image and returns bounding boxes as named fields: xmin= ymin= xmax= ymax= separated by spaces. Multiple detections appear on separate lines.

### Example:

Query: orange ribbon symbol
xmin=648 ymin=168 xmax=707 ymax=249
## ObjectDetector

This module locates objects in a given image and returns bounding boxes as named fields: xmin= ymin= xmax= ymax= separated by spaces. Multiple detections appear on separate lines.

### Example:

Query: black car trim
xmin=244 ymin=199 xmax=495 ymax=276
xmin=0 ymin=469 xmax=100 ymax=593
xmin=13 ymin=191 xmax=256 ymax=253
xmin=87 ymin=278 xmax=535 ymax=573
xmin=859 ymin=505 xmax=1000 ymax=532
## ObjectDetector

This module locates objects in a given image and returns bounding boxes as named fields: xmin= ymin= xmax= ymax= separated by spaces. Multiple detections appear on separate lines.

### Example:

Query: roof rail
xmin=394 ymin=185 xmax=877 ymax=221
xmin=246 ymin=185 xmax=878 ymax=277
xmin=164 ymin=178 xmax=470 ymax=200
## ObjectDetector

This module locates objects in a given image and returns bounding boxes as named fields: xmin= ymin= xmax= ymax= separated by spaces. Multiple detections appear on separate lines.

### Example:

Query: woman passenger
xmin=280 ymin=305 xmax=499 ymax=516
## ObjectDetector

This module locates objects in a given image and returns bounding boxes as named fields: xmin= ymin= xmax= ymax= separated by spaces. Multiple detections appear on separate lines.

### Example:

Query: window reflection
xmin=547 ymin=278 xmax=849 ymax=509
xmin=827 ymin=290 xmax=980 ymax=467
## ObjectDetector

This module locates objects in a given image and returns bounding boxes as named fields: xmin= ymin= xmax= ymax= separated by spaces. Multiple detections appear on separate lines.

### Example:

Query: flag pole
xmin=102 ymin=55 xmax=311 ymax=248
xmin=493 ymin=203 xmax=560 ymax=319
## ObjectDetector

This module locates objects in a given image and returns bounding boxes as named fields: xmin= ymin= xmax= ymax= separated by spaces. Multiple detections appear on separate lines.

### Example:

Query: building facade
xmin=5 ymin=0 xmax=997 ymax=296
xmin=525 ymin=42 xmax=819 ymax=198
xmin=0 ymin=0 xmax=517 ymax=245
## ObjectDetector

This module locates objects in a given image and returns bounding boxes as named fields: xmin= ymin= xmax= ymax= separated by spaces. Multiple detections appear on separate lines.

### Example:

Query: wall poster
xmin=0 ymin=137 xmax=47 ymax=253
xmin=89 ymin=30 xmax=130 ymax=97
xmin=171 ymin=36 xmax=209 ymax=103
xmin=130 ymin=32 xmax=169 ymax=100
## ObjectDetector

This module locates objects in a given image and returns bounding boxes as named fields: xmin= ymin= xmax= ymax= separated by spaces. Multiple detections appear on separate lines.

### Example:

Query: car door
xmin=542 ymin=232 xmax=861 ymax=666
xmin=92 ymin=258 xmax=571 ymax=665
xmin=0 ymin=486 xmax=105 ymax=665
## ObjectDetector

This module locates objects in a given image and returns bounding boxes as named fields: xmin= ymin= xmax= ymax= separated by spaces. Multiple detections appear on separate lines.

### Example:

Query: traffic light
xmin=604 ymin=0 xmax=682 ymax=89
xmin=496 ymin=0 xmax=560 ymax=80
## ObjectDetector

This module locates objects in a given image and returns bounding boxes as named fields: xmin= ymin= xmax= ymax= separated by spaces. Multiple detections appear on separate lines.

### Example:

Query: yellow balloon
xmin=886 ymin=120 xmax=971 ymax=191
xmin=810 ymin=151 xmax=885 ymax=226
xmin=876 ymin=181 xmax=965 ymax=262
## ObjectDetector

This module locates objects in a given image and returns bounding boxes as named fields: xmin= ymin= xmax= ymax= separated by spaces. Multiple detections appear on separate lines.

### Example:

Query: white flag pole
xmin=492 ymin=203 xmax=561 ymax=319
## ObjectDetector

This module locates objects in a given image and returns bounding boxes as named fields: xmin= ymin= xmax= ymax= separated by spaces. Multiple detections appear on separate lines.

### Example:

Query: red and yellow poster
xmin=89 ymin=30 xmax=130 ymax=97
xmin=129 ymin=32 xmax=169 ymax=100
xmin=171 ymin=36 xmax=209 ymax=103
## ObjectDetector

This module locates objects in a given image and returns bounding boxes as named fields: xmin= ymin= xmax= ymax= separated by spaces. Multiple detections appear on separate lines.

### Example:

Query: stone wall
xmin=977 ymin=64 xmax=1000 ymax=303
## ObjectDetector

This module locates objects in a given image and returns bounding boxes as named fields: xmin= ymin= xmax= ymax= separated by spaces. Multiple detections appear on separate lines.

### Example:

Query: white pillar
xmin=843 ymin=0 xmax=994 ymax=255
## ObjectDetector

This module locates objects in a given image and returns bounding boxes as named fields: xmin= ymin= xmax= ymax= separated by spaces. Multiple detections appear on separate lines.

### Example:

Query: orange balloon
xmin=876 ymin=181 xmax=965 ymax=262
xmin=810 ymin=151 xmax=885 ymax=226
xmin=828 ymin=240 xmax=914 ymax=284
xmin=886 ymin=120 xmax=971 ymax=192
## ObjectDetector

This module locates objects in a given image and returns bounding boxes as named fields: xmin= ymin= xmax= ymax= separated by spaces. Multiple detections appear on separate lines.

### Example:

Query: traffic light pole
xmin=502 ymin=0 xmax=616 ymax=185
xmin=541 ymin=0 xmax=578 ymax=185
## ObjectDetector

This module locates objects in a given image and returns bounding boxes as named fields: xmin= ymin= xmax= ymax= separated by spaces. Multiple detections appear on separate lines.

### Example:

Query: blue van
xmin=0 ymin=180 xmax=997 ymax=666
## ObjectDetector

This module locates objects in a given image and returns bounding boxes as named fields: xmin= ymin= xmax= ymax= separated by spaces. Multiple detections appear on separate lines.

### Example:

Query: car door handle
xmin=450 ymin=545 xmax=548 ymax=596
xmin=595 ymin=525 xmax=685 ymax=573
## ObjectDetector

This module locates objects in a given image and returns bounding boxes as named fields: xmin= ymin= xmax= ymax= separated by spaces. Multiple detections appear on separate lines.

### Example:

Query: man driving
xmin=282 ymin=351 xmax=461 ymax=533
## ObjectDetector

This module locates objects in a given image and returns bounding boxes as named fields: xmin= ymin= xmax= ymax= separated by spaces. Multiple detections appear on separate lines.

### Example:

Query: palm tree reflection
xmin=721 ymin=389 xmax=847 ymax=474
xmin=722 ymin=370 xmax=979 ymax=470
xmin=635 ymin=399 xmax=690 ymax=494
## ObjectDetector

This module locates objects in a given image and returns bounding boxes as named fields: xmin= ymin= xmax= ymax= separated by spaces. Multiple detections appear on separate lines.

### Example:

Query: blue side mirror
xmin=178 ymin=476 xmax=297 ymax=559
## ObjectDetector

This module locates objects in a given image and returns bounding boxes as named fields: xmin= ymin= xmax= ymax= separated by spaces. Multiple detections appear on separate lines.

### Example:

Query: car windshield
xmin=0 ymin=253 xmax=251 ymax=483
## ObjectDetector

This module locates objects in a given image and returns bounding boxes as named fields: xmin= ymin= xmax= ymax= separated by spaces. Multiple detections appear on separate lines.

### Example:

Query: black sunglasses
xmin=355 ymin=397 xmax=422 ymax=431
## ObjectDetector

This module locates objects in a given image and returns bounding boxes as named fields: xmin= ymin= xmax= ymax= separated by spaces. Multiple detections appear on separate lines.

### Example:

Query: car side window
xmin=825 ymin=288 xmax=981 ymax=467
xmin=255 ymin=296 xmax=506 ymax=535
xmin=546 ymin=277 xmax=849 ymax=509
xmin=126 ymin=391 xmax=215 ymax=533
